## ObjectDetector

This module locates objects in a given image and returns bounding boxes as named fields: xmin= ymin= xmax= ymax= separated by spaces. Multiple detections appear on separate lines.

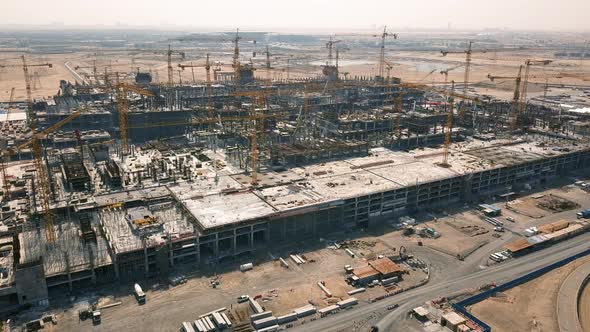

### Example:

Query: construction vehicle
xmin=78 ymin=303 xmax=101 ymax=325
xmin=134 ymin=283 xmax=146 ymax=304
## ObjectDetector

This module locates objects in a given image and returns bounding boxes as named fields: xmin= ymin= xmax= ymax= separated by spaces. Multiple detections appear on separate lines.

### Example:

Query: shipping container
xmin=337 ymin=297 xmax=358 ymax=308
xmin=276 ymin=312 xmax=297 ymax=324
xmin=318 ymin=305 xmax=339 ymax=316
xmin=252 ymin=316 xmax=278 ymax=329
xmin=193 ymin=320 xmax=206 ymax=332
xmin=181 ymin=322 xmax=195 ymax=332
xmin=256 ymin=325 xmax=279 ymax=332
xmin=221 ymin=312 xmax=232 ymax=328
xmin=204 ymin=317 xmax=215 ymax=332
xmin=250 ymin=311 xmax=273 ymax=322
xmin=292 ymin=304 xmax=316 ymax=318
xmin=212 ymin=311 xmax=226 ymax=329
xmin=249 ymin=297 xmax=264 ymax=314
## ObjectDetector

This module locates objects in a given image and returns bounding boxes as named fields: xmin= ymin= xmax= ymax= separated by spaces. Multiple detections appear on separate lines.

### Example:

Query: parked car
xmin=237 ymin=295 xmax=249 ymax=303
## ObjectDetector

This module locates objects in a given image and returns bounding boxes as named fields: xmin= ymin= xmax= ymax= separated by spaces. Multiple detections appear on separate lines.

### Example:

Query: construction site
xmin=1 ymin=27 xmax=590 ymax=332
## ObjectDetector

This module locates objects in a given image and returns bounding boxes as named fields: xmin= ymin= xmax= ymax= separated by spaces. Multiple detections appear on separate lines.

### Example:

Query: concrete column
xmin=281 ymin=219 xmax=287 ymax=240
xmin=113 ymin=256 xmax=120 ymax=280
xmin=169 ymin=240 xmax=174 ymax=268
xmin=195 ymin=237 xmax=200 ymax=265
xmin=64 ymin=251 xmax=73 ymax=292
xmin=233 ymin=229 xmax=238 ymax=255
xmin=87 ymin=244 xmax=96 ymax=285
xmin=249 ymin=225 xmax=254 ymax=249
xmin=213 ymin=234 xmax=219 ymax=257
xmin=143 ymin=241 xmax=149 ymax=275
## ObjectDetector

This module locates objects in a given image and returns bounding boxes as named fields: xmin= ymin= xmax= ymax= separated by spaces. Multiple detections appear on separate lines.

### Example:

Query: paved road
xmin=578 ymin=278 xmax=590 ymax=332
xmin=557 ymin=260 xmax=590 ymax=332
xmin=291 ymin=233 xmax=590 ymax=332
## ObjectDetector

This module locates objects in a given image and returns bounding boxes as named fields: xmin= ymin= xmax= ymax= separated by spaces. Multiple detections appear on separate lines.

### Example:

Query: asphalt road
xmin=290 ymin=232 xmax=590 ymax=332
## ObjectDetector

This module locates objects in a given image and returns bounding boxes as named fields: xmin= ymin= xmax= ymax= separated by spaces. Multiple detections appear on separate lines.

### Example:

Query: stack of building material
xmin=249 ymin=297 xmax=264 ymax=314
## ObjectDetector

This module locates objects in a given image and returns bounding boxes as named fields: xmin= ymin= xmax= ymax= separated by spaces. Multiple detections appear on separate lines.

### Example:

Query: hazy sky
xmin=4 ymin=0 xmax=590 ymax=32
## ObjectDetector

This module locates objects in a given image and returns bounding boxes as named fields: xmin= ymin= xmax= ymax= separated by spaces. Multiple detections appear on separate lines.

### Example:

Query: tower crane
xmin=441 ymin=80 xmax=456 ymax=167
xmin=441 ymin=42 xmax=484 ymax=95
xmin=18 ymin=111 xmax=83 ymax=150
xmin=262 ymin=46 xmax=287 ymax=82
xmin=179 ymin=54 xmax=214 ymax=116
xmin=440 ymin=63 xmax=464 ymax=88
xmin=19 ymin=56 xmax=55 ymax=241
xmin=74 ymin=60 xmax=98 ymax=85
xmin=373 ymin=26 xmax=398 ymax=80
xmin=263 ymin=46 xmax=272 ymax=70
xmin=325 ymin=36 xmax=342 ymax=66
xmin=1 ymin=88 xmax=16 ymax=200
xmin=116 ymin=83 xmax=155 ymax=155
xmin=487 ymin=59 xmax=553 ymax=130
xmin=154 ymin=44 xmax=185 ymax=86
xmin=230 ymin=89 xmax=283 ymax=185
xmin=398 ymin=80 xmax=482 ymax=166
xmin=441 ymin=42 xmax=486 ymax=120
xmin=230 ymin=29 xmax=256 ymax=86
xmin=519 ymin=59 xmax=552 ymax=115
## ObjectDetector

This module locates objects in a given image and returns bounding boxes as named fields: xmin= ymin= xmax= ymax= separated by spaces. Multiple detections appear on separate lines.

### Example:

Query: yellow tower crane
xmin=441 ymin=42 xmax=487 ymax=119
xmin=152 ymin=44 xmax=185 ymax=86
xmin=20 ymin=56 xmax=54 ymax=241
xmin=398 ymin=80 xmax=482 ymax=166
xmin=442 ymin=81 xmax=456 ymax=167
xmin=116 ymin=83 xmax=155 ymax=155
xmin=1 ymin=88 xmax=16 ymax=200
xmin=487 ymin=59 xmax=556 ymax=130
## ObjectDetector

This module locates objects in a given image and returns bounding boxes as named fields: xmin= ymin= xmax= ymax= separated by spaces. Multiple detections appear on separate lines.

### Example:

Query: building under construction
xmin=1 ymin=32 xmax=590 ymax=310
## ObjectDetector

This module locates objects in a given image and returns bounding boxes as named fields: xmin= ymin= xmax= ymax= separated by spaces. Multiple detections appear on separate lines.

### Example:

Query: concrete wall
xmin=15 ymin=261 xmax=48 ymax=305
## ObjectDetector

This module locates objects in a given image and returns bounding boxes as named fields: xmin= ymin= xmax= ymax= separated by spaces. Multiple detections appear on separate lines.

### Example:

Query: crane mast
xmin=116 ymin=83 xmax=155 ymax=155
xmin=21 ymin=56 xmax=55 ymax=242
xmin=442 ymin=81 xmax=456 ymax=167
xmin=374 ymin=27 xmax=397 ymax=79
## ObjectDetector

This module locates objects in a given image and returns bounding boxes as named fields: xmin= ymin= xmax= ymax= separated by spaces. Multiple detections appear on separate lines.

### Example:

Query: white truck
xmin=134 ymin=283 xmax=146 ymax=304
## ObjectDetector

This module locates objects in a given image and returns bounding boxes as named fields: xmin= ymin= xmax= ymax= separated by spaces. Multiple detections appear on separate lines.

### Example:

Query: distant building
xmin=135 ymin=72 xmax=152 ymax=85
